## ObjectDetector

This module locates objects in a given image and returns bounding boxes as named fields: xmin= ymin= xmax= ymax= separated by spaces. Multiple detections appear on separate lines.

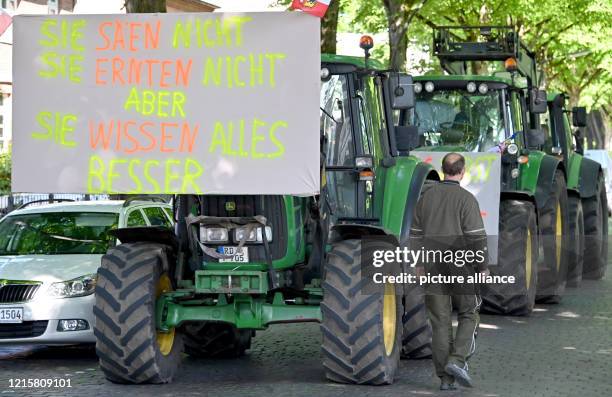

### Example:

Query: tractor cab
xmin=400 ymin=26 xmax=549 ymax=191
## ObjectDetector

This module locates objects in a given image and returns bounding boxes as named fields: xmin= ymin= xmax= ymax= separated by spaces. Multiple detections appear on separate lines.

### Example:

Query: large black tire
xmin=182 ymin=322 xmax=252 ymax=358
xmin=321 ymin=239 xmax=402 ymax=385
xmin=566 ymin=196 xmax=585 ymax=287
xmin=400 ymin=280 xmax=431 ymax=359
xmin=582 ymin=176 xmax=608 ymax=279
xmin=94 ymin=243 xmax=183 ymax=384
xmin=536 ymin=170 xmax=570 ymax=303
xmin=481 ymin=200 xmax=538 ymax=316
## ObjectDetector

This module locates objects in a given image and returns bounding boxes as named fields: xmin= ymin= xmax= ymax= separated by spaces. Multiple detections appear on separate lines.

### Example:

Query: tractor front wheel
xmin=94 ymin=243 xmax=183 ymax=384
xmin=321 ymin=239 xmax=402 ymax=385
xmin=481 ymin=200 xmax=538 ymax=316
xmin=536 ymin=170 xmax=569 ymax=303
xmin=566 ymin=196 xmax=585 ymax=287
xmin=582 ymin=176 xmax=608 ymax=279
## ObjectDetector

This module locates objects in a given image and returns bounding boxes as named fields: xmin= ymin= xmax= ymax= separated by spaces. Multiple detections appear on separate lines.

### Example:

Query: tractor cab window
xmin=540 ymin=107 xmax=556 ymax=152
xmin=321 ymin=75 xmax=355 ymax=166
xmin=320 ymin=74 xmax=357 ymax=219
xmin=412 ymin=88 xmax=506 ymax=152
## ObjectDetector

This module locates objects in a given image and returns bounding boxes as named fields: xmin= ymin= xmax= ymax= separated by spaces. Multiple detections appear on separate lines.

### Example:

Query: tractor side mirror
xmin=395 ymin=125 xmax=419 ymax=154
xmin=387 ymin=73 xmax=415 ymax=110
xmin=572 ymin=107 xmax=587 ymax=127
xmin=529 ymin=89 xmax=547 ymax=114
xmin=526 ymin=128 xmax=546 ymax=148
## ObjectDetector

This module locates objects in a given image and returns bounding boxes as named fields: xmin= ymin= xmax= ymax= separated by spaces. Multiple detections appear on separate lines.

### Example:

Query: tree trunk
xmin=125 ymin=0 xmax=166 ymax=13
xmin=320 ymin=0 xmax=340 ymax=54
xmin=383 ymin=0 xmax=424 ymax=71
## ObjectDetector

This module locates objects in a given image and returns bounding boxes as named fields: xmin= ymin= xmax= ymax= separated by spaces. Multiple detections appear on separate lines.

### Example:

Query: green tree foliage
xmin=0 ymin=149 xmax=10 ymax=194
xmin=342 ymin=0 xmax=610 ymax=110
xmin=124 ymin=0 xmax=166 ymax=13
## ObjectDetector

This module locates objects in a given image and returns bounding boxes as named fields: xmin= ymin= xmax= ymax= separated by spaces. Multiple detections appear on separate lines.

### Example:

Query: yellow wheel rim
xmin=526 ymin=229 xmax=532 ymax=290
xmin=382 ymin=283 xmax=396 ymax=356
xmin=556 ymin=202 xmax=562 ymax=272
xmin=156 ymin=273 xmax=175 ymax=356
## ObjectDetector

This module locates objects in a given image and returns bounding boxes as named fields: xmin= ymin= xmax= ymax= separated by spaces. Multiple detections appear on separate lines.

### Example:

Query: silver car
xmin=0 ymin=199 xmax=173 ymax=345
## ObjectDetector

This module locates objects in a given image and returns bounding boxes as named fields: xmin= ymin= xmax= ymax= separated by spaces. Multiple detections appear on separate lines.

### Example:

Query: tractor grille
xmin=0 ymin=284 xmax=41 ymax=303
xmin=0 ymin=321 xmax=48 ymax=339
xmin=200 ymin=195 xmax=287 ymax=262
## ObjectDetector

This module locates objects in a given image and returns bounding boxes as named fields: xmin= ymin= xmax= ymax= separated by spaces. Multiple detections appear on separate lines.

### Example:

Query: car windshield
xmin=0 ymin=212 xmax=118 ymax=255
xmin=412 ymin=88 xmax=506 ymax=152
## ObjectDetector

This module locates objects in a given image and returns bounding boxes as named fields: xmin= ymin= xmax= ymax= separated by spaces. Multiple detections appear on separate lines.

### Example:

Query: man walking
xmin=410 ymin=153 xmax=489 ymax=390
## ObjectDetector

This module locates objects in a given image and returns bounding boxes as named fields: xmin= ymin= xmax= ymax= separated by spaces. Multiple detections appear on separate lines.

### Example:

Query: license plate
xmin=0 ymin=307 xmax=24 ymax=324
xmin=218 ymin=246 xmax=249 ymax=263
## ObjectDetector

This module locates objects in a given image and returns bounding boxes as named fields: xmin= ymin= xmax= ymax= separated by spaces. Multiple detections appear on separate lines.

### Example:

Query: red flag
xmin=291 ymin=0 xmax=331 ymax=18
xmin=0 ymin=9 xmax=12 ymax=37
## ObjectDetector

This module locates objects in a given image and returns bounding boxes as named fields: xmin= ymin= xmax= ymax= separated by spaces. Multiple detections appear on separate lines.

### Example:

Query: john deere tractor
xmin=93 ymin=48 xmax=440 ymax=384
xmin=398 ymin=26 xmax=575 ymax=315
xmin=542 ymin=93 xmax=608 ymax=285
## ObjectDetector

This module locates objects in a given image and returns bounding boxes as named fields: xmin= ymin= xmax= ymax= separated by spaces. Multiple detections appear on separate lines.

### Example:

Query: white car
xmin=0 ymin=198 xmax=173 ymax=345
xmin=584 ymin=149 xmax=612 ymax=214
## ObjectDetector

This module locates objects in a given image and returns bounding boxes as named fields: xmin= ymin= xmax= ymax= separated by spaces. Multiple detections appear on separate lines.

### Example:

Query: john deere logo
xmin=225 ymin=202 xmax=236 ymax=212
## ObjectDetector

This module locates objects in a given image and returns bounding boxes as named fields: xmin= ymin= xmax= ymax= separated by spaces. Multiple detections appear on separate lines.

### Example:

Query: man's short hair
xmin=442 ymin=153 xmax=465 ymax=176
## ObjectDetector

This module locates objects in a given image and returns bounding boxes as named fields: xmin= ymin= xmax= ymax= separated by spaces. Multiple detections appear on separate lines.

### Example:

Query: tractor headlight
xmin=506 ymin=143 xmax=519 ymax=155
xmin=467 ymin=82 xmax=477 ymax=93
xmin=424 ymin=81 xmax=435 ymax=93
xmin=414 ymin=82 xmax=423 ymax=94
xmin=478 ymin=83 xmax=489 ymax=94
xmin=48 ymin=274 xmax=97 ymax=298
xmin=200 ymin=227 xmax=229 ymax=243
xmin=234 ymin=226 xmax=273 ymax=243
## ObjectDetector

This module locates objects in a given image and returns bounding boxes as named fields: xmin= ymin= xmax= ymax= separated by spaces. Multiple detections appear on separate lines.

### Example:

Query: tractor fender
xmin=578 ymin=157 xmax=603 ymax=199
xmin=329 ymin=224 xmax=399 ymax=245
xmin=110 ymin=226 xmax=179 ymax=252
xmin=534 ymin=155 xmax=565 ymax=211
xmin=399 ymin=162 xmax=440 ymax=247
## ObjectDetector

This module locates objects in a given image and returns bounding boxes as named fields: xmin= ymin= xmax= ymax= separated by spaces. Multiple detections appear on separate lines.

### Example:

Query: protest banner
xmin=411 ymin=151 xmax=501 ymax=263
xmin=12 ymin=12 xmax=320 ymax=195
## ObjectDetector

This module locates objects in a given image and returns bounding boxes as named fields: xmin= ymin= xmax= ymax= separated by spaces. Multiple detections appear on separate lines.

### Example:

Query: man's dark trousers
xmin=425 ymin=291 xmax=481 ymax=381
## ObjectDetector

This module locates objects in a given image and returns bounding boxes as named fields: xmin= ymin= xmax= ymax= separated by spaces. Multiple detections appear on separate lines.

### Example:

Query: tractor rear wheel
xmin=536 ymin=170 xmax=569 ymax=303
xmin=400 ymin=280 xmax=431 ymax=359
xmin=566 ymin=196 xmax=585 ymax=287
xmin=582 ymin=176 xmax=608 ymax=279
xmin=183 ymin=322 xmax=252 ymax=358
xmin=94 ymin=243 xmax=183 ymax=384
xmin=481 ymin=200 xmax=538 ymax=316
xmin=321 ymin=239 xmax=402 ymax=385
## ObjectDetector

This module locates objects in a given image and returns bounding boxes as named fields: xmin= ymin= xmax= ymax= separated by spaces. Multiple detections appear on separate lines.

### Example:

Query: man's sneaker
xmin=440 ymin=382 xmax=457 ymax=391
xmin=444 ymin=363 xmax=473 ymax=387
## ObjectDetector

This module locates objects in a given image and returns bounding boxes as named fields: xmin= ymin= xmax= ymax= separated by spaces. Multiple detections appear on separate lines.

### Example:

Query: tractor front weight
xmin=156 ymin=288 xmax=322 ymax=332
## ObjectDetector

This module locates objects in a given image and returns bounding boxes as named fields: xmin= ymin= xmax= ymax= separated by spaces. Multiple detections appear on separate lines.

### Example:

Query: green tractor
xmin=92 ymin=49 xmax=440 ymax=385
xmin=399 ymin=26 xmax=575 ymax=315
xmin=542 ymin=93 xmax=608 ymax=284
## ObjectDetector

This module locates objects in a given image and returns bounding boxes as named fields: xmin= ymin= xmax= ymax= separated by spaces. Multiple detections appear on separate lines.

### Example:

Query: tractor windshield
xmin=411 ymin=88 xmax=506 ymax=152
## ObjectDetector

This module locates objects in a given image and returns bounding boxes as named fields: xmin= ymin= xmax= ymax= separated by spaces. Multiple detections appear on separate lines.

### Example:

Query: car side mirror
xmin=526 ymin=128 xmax=546 ymax=148
xmin=395 ymin=125 xmax=419 ymax=154
xmin=572 ymin=107 xmax=587 ymax=127
xmin=529 ymin=89 xmax=547 ymax=114
xmin=387 ymin=73 xmax=415 ymax=110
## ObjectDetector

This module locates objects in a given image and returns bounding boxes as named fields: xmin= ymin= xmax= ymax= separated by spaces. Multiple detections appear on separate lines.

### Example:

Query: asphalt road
xmin=0 ymin=267 xmax=611 ymax=396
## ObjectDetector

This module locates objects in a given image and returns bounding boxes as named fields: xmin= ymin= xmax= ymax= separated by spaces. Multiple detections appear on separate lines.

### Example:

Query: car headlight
xmin=234 ymin=226 xmax=273 ymax=243
xmin=48 ymin=274 xmax=97 ymax=298
xmin=200 ymin=227 xmax=229 ymax=243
